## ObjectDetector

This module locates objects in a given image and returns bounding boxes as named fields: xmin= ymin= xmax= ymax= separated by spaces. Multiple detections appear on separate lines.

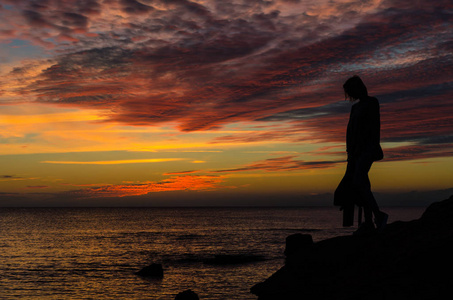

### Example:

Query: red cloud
xmin=67 ymin=175 xmax=228 ymax=198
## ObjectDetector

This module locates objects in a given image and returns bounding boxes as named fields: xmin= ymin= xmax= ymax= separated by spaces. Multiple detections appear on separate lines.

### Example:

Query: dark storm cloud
xmin=163 ymin=0 xmax=212 ymax=17
xmin=20 ymin=0 xmax=101 ymax=15
xmin=76 ymin=0 xmax=102 ymax=15
xmin=258 ymin=101 xmax=349 ymax=121
xmin=22 ymin=7 xmax=89 ymax=29
xmin=120 ymin=0 xmax=154 ymax=14
xmin=2 ymin=0 xmax=453 ymax=161
xmin=383 ymin=144 xmax=453 ymax=162
xmin=22 ymin=10 xmax=50 ymax=27
xmin=377 ymin=83 xmax=453 ymax=105
xmin=257 ymin=80 xmax=453 ymax=146
xmin=61 ymin=12 xmax=89 ymax=28
xmin=212 ymin=155 xmax=342 ymax=173
xmin=29 ymin=47 xmax=131 ymax=105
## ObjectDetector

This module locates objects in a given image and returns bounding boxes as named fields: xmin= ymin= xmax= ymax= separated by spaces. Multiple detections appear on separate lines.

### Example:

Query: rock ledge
xmin=251 ymin=196 xmax=453 ymax=300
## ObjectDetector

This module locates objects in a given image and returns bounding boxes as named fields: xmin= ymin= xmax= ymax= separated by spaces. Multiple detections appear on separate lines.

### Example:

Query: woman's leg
xmin=352 ymin=157 xmax=379 ymax=223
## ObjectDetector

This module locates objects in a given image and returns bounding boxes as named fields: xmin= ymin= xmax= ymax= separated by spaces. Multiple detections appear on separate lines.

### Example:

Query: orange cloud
xmin=69 ymin=175 xmax=228 ymax=198
xmin=41 ymin=158 xmax=184 ymax=164
xmin=26 ymin=185 xmax=48 ymax=189
xmin=163 ymin=170 xmax=200 ymax=175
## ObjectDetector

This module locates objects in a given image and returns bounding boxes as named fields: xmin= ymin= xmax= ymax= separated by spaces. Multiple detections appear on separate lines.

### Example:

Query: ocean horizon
xmin=1 ymin=206 xmax=424 ymax=299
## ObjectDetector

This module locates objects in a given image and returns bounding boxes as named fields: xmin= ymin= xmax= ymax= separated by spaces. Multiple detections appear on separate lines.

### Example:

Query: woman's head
xmin=343 ymin=75 xmax=368 ymax=101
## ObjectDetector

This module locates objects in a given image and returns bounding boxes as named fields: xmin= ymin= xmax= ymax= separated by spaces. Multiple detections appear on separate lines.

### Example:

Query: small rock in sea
xmin=175 ymin=289 xmax=199 ymax=300
xmin=135 ymin=263 xmax=164 ymax=278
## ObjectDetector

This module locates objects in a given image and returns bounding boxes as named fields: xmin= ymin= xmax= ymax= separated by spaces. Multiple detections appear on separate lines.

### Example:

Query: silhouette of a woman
xmin=339 ymin=75 xmax=388 ymax=236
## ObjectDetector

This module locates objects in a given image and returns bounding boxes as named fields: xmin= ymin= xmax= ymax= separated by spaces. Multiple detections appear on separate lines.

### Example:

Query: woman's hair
xmin=343 ymin=75 xmax=368 ymax=101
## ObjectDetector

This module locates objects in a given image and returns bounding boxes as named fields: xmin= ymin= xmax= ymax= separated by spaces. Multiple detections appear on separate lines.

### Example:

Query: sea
xmin=0 ymin=207 xmax=425 ymax=299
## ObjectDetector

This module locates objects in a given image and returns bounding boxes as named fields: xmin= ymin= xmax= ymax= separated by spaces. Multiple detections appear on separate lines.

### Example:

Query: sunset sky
xmin=0 ymin=0 xmax=452 ymax=206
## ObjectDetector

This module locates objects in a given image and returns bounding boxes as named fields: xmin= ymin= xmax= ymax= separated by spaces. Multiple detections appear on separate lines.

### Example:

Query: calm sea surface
xmin=0 ymin=207 xmax=424 ymax=299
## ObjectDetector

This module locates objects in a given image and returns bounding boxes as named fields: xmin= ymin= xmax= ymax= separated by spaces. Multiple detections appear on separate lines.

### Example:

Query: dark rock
xmin=175 ymin=289 xmax=199 ymax=300
xmin=135 ymin=263 xmax=163 ymax=278
xmin=251 ymin=195 xmax=453 ymax=300
xmin=284 ymin=233 xmax=314 ymax=257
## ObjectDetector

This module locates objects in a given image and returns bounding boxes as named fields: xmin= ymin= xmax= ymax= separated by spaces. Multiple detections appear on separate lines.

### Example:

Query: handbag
xmin=334 ymin=174 xmax=362 ymax=227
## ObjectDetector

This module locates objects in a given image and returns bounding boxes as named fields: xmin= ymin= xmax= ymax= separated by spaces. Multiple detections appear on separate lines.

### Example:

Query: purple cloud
xmin=1 ymin=0 xmax=452 ymax=162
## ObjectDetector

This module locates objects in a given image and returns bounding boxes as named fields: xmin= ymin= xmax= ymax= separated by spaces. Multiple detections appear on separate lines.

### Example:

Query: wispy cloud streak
xmin=213 ymin=155 xmax=342 ymax=173
xmin=41 ymin=158 xmax=184 ymax=164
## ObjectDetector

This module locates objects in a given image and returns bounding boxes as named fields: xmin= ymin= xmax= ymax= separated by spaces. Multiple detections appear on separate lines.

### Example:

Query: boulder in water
xmin=135 ymin=263 xmax=164 ymax=278
xmin=175 ymin=289 xmax=199 ymax=300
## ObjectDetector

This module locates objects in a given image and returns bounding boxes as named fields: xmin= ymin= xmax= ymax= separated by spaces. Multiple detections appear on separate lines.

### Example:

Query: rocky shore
xmin=251 ymin=195 xmax=453 ymax=300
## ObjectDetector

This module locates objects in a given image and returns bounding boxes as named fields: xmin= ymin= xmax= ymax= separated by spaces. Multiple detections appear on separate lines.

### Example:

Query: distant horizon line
xmin=0 ymin=204 xmax=430 ymax=208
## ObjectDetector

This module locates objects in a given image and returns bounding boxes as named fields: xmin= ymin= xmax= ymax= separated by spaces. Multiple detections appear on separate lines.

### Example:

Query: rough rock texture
xmin=251 ymin=196 xmax=453 ymax=300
